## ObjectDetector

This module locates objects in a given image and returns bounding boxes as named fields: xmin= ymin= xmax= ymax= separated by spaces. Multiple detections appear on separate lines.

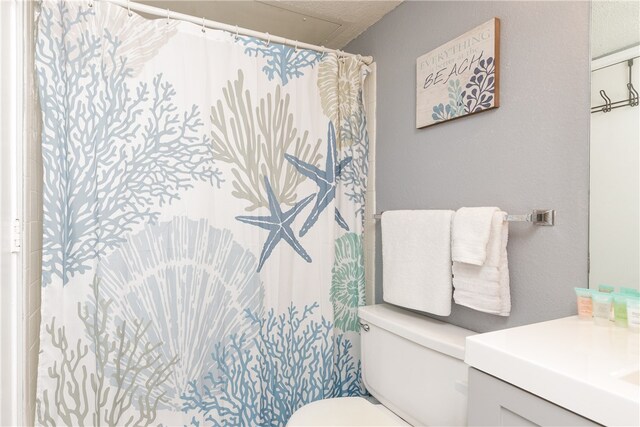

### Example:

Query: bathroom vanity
xmin=465 ymin=316 xmax=640 ymax=426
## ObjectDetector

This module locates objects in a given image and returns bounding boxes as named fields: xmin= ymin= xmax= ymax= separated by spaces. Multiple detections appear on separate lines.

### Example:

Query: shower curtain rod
xmin=102 ymin=0 xmax=373 ymax=65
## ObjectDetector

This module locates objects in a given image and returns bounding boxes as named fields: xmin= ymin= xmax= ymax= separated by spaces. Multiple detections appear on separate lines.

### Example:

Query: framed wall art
xmin=416 ymin=18 xmax=500 ymax=128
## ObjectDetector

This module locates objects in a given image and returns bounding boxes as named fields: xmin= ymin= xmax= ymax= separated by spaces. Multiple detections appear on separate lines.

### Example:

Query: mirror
xmin=589 ymin=1 xmax=639 ymax=291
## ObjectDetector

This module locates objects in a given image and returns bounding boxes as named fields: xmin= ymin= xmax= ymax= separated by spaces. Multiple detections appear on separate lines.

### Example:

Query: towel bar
xmin=373 ymin=209 xmax=555 ymax=226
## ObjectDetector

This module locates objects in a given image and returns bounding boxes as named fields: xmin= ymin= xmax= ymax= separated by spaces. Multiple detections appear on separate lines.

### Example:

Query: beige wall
xmin=0 ymin=2 xmax=22 ymax=424
xmin=23 ymin=1 xmax=42 ymax=424
xmin=363 ymin=63 xmax=377 ymax=305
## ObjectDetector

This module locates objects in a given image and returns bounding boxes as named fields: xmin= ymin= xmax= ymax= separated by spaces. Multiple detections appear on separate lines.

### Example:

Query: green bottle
xmin=613 ymin=293 xmax=628 ymax=327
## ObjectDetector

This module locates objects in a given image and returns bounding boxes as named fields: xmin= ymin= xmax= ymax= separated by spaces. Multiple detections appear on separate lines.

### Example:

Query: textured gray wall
xmin=346 ymin=1 xmax=591 ymax=333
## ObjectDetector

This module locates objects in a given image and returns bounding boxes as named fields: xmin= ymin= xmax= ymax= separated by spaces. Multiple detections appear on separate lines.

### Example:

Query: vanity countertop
xmin=465 ymin=316 xmax=640 ymax=426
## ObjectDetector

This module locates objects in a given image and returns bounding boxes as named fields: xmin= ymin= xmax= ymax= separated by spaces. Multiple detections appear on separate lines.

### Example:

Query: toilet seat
xmin=287 ymin=397 xmax=409 ymax=426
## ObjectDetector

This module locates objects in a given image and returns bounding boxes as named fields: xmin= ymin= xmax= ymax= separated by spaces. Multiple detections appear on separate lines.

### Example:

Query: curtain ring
xmin=127 ymin=0 xmax=132 ymax=17
xmin=266 ymin=32 xmax=270 ymax=47
xmin=201 ymin=16 xmax=206 ymax=33
xmin=234 ymin=25 xmax=239 ymax=41
xmin=166 ymin=8 xmax=170 ymax=25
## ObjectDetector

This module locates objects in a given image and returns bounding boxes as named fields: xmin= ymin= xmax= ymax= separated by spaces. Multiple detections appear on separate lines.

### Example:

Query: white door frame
xmin=0 ymin=1 xmax=26 ymax=425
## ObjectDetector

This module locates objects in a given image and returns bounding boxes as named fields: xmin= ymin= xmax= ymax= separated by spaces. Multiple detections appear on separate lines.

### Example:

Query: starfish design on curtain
xmin=237 ymin=176 xmax=315 ymax=271
xmin=285 ymin=122 xmax=352 ymax=237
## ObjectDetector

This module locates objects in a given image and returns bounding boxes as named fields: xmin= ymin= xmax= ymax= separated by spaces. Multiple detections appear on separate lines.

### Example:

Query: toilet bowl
xmin=288 ymin=304 xmax=476 ymax=426
xmin=287 ymin=397 xmax=408 ymax=426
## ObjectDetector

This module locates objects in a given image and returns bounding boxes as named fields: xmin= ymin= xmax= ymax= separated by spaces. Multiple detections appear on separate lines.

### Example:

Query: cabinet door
xmin=467 ymin=368 xmax=601 ymax=426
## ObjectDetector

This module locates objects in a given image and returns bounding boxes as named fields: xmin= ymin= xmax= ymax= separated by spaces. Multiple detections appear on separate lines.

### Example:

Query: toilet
xmin=288 ymin=304 xmax=476 ymax=426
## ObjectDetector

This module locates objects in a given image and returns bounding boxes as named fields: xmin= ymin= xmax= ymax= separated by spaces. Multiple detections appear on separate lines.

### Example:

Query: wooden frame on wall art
xmin=416 ymin=18 xmax=500 ymax=129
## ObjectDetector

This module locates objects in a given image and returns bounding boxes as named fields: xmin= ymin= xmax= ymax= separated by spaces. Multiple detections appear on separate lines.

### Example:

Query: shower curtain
xmin=35 ymin=1 xmax=370 ymax=425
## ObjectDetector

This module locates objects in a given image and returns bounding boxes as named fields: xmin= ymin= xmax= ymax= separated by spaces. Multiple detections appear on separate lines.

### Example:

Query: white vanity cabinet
xmin=468 ymin=368 xmax=600 ymax=426
xmin=464 ymin=316 xmax=640 ymax=427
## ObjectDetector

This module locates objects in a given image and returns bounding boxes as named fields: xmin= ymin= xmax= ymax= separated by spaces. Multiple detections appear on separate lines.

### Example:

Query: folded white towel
xmin=452 ymin=207 xmax=499 ymax=265
xmin=382 ymin=210 xmax=454 ymax=316
xmin=453 ymin=210 xmax=511 ymax=316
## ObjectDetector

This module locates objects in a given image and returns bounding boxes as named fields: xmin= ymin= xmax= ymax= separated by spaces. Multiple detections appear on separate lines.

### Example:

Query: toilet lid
xmin=286 ymin=397 xmax=409 ymax=426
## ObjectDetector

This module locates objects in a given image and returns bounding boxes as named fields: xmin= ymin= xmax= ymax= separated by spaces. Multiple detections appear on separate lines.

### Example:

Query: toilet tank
xmin=358 ymin=304 xmax=476 ymax=426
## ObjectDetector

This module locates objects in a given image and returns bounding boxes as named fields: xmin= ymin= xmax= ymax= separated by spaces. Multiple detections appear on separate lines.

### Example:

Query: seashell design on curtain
xmin=34 ymin=1 xmax=370 ymax=425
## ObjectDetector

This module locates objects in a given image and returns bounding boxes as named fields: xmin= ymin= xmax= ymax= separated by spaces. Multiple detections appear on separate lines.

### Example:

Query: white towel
xmin=453 ymin=210 xmax=511 ymax=316
xmin=452 ymin=207 xmax=499 ymax=265
xmin=382 ymin=210 xmax=454 ymax=316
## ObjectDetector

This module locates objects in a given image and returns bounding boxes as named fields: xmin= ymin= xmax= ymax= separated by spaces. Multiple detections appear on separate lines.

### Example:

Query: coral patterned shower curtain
xmin=35 ymin=1 xmax=370 ymax=425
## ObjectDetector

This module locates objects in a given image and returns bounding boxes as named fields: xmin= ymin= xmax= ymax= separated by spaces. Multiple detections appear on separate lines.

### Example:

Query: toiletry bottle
xmin=598 ymin=284 xmax=615 ymax=293
xmin=574 ymin=288 xmax=593 ymax=320
xmin=592 ymin=292 xmax=613 ymax=326
xmin=620 ymin=287 xmax=640 ymax=297
xmin=626 ymin=297 xmax=640 ymax=332
xmin=613 ymin=293 xmax=628 ymax=327
xmin=598 ymin=285 xmax=615 ymax=320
